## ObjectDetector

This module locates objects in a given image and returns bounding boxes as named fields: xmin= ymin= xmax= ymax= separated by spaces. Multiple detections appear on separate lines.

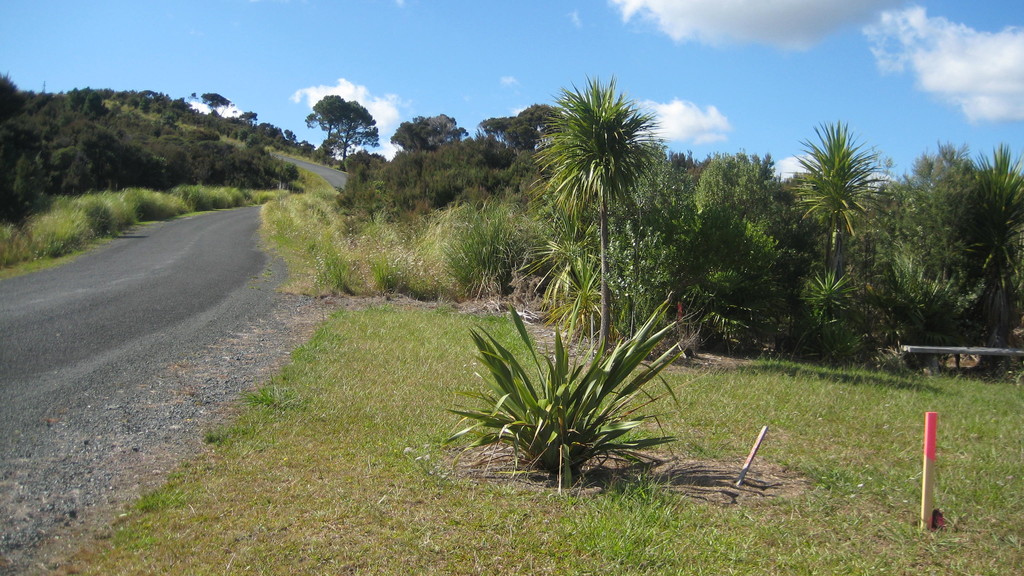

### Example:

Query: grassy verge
xmin=72 ymin=306 xmax=1023 ymax=574
xmin=261 ymin=176 xmax=540 ymax=299
xmin=0 ymin=186 xmax=288 ymax=275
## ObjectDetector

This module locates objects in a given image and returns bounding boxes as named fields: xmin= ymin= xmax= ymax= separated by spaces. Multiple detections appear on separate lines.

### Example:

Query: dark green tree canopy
xmin=480 ymin=104 xmax=555 ymax=152
xmin=390 ymin=114 xmax=467 ymax=152
xmin=305 ymin=95 xmax=379 ymax=161
xmin=0 ymin=75 xmax=27 ymax=124
xmin=201 ymin=92 xmax=231 ymax=110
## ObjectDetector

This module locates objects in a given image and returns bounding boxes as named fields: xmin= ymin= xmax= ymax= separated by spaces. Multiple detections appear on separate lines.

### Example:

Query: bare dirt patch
xmin=450 ymin=445 xmax=810 ymax=505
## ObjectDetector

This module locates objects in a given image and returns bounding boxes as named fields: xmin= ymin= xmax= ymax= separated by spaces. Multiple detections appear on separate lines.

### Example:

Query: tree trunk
xmin=830 ymin=226 xmax=846 ymax=280
xmin=599 ymin=194 xmax=611 ymax=345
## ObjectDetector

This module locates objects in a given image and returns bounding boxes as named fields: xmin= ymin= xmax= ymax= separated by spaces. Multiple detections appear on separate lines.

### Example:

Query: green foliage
xmin=0 ymin=187 xmax=272 ymax=270
xmin=606 ymin=156 xmax=688 ymax=338
xmin=675 ymin=206 xmax=782 ymax=349
xmin=172 ymin=185 xmax=247 ymax=211
xmin=315 ymin=251 xmax=356 ymax=294
xmin=0 ymin=81 xmax=302 ymax=223
xmin=122 ymin=188 xmax=189 ymax=220
xmin=390 ymin=114 xmax=467 ymax=152
xmin=800 ymin=271 xmax=862 ymax=362
xmin=345 ymin=136 xmax=526 ymax=215
xmin=962 ymin=145 xmax=1024 ymax=348
xmin=479 ymin=104 xmax=556 ymax=152
xmin=242 ymin=385 xmax=300 ymax=410
xmin=449 ymin=305 xmax=680 ymax=489
xmin=865 ymin=254 xmax=965 ymax=347
xmin=443 ymin=202 xmax=540 ymax=298
xmin=797 ymin=122 xmax=882 ymax=278
xmin=305 ymin=95 xmax=379 ymax=162
xmin=537 ymin=77 xmax=662 ymax=343
xmin=28 ymin=204 xmax=93 ymax=258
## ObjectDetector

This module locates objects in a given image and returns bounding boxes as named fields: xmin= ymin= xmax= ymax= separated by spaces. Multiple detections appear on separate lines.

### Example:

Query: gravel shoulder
xmin=0 ymin=282 xmax=340 ymax=575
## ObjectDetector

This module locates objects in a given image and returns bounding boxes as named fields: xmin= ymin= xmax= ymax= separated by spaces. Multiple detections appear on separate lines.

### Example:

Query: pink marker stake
xmin=920 ymin=412 xmax=938 ymax=530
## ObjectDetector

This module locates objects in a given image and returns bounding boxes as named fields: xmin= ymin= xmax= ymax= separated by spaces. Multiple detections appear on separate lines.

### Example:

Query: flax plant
xmin=449 ymin=305 xmax=680 ymax=490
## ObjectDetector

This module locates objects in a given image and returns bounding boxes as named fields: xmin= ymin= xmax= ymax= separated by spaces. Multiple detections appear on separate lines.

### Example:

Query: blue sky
xmin=2 ymin=0 xmax=1022 ymax=177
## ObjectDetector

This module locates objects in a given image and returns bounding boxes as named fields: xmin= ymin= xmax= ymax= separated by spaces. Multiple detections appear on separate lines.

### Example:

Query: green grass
xmin=0 ymin=186 xmax=286 ymax=274
xmin=72 ymin=306 xmax=1024 ymax=575
xmin=261 ymin=188 xmax=539 ymax=300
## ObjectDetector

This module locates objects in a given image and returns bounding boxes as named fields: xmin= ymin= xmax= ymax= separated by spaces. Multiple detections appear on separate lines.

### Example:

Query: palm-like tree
xmin=537 ymin=78 xmax=661 ymax=343
xmin=966 ymin=145 xmax=1024 ymax=348
xmin=797 ymin=122 xmax=881 ymax=279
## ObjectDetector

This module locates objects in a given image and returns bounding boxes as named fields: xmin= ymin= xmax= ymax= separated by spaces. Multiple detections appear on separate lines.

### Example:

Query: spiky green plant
xmin=964 ymin=145 xmax=1024 ymax=348
xmin=449 ymin=305 xmax=680 ymax=490
xmin=537 ymin=77 xmax=662 ymax=343
xmin=797 ymin=122 xmax=881 ymax=279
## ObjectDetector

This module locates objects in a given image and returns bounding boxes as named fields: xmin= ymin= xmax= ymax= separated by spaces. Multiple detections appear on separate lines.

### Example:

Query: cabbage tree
xmin=537 ymin=78 xmax=661 ymax=344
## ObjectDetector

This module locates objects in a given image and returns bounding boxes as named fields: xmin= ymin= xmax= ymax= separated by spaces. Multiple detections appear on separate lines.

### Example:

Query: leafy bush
xmin=866 ymin=254 xmax=965 ymax=347
xmin=449 ymin=305 xmax=680 ymax=489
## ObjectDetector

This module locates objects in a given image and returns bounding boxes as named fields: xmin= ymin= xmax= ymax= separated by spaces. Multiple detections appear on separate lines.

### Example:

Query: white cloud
xmin=642 ymin=98 xmax=731 ymax=145
xmin=189 ymin=101 xmax=243 ymax=119
xmin=865 ymin=6 xmax=1024 ymax=123
xmin=500 ymin=76 xmax=519 ymax=87
xmin=291 ymin=78 xmax=404 ymax=157
xmin=776 ymin=155 xmax=805 ymax=180
xmin=569 ymin=10 xmax=582 ymax=28
xmin=611 ymin=0 xmax=901 ymax=49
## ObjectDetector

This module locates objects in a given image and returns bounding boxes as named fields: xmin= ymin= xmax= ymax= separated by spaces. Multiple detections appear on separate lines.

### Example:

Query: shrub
xmin=449 ymin=305 xmax=680 ymax=490
xmin=444 ymin=202 xmax=540 ymax=298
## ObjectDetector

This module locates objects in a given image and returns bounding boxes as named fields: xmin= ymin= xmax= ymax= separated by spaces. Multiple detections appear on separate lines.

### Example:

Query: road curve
xmin=0 ymin=207 xmax=286 ymax=570
xmin=274 ymin=154 xmax=349 ymax=189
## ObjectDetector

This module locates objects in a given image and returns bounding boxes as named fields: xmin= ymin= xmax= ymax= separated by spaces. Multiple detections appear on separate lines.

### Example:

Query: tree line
xmin=310 ymin=90 xmax=1024 ymax=366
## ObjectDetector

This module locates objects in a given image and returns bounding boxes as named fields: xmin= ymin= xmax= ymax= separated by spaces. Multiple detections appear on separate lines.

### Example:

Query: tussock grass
xmin=262 ymin=189 xmax=537 ymax=300
xmin=75 ymin=307 xmax=1024 ymax=574
xmin=0 ymin=186 xmax=283 ymax=272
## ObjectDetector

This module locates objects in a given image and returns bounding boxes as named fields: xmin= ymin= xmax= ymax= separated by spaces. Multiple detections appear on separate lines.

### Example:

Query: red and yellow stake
xmin=920 ymin=412 xmax=938 ymax=530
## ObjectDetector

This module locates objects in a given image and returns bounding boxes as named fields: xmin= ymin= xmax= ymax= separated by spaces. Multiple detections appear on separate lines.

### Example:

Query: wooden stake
xmin=920 ymin=412 xmax=938 ymax=530
xmin=736 ymin=425 xmax=768 ymax=487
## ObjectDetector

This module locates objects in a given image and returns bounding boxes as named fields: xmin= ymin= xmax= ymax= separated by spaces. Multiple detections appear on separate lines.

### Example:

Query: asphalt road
xmin=273 ymin=154 xmax=349 ymax=189
xmin=0 ymin=207 xmax=275 ymax=453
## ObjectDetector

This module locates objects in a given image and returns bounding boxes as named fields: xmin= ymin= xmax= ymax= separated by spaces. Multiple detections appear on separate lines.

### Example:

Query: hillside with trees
xmin=0 ymin=76 xmax=304 ymax=223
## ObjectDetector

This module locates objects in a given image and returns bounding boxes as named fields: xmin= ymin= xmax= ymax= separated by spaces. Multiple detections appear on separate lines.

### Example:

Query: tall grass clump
xmin=0 ymin=222 xmax=28 ymax=267
xmin=74 ymin=193 xmax=138 ymax=236
xmin=263 ymin=188 xmax=459 ymax=299
xmin=1 ymin=186 xmax=274 ymax=271
xmin=27 ymin=203 xmax=94 ymax=258
xmin=173 ymin=185 xmax=247 ymax=211
xmin=443 ymin=202 xmax=541 ymax=298
xmin=121 ymin=188 xmax=189 ymax=221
